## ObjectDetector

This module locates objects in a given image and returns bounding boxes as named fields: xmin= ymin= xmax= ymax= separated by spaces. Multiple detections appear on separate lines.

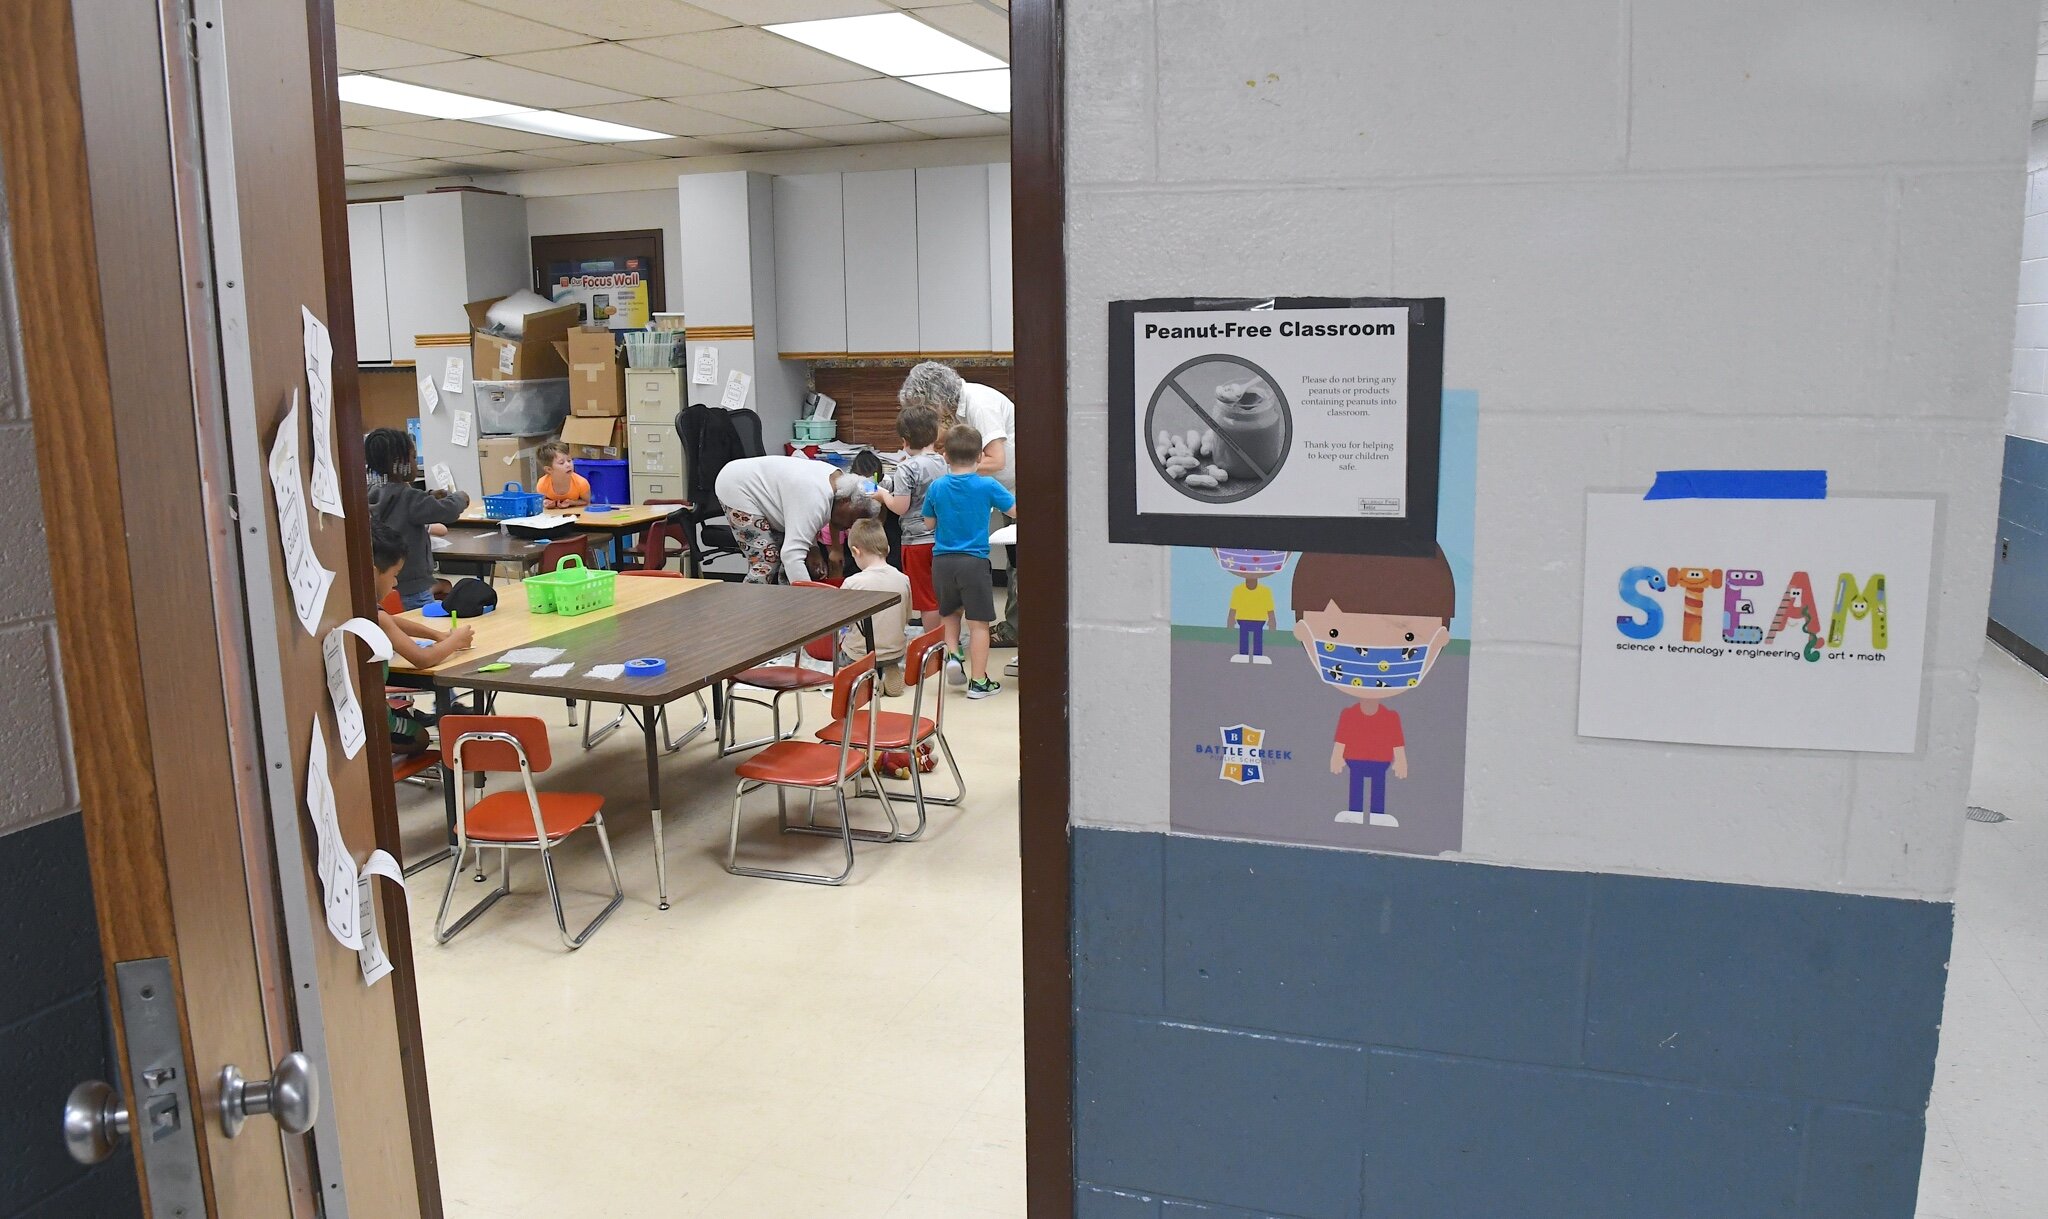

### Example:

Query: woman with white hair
xmin=900 ymin=360 xmax=1018 ymax=641
xmin=713 ymin=453 xmax=879 ymax=585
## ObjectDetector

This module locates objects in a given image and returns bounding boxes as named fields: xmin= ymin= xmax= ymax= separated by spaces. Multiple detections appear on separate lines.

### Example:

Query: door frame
xmin=1010 ymin=1 xmax=1076 ymax=1215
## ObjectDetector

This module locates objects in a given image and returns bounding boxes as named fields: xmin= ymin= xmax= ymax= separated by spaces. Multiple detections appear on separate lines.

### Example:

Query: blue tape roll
xmin=625 ymin=657 xmax=667 ymax=676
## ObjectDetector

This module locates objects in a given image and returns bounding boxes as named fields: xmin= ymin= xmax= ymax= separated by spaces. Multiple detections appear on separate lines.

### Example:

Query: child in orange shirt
xmin=537 ymin=442 xmax=591 ymax=509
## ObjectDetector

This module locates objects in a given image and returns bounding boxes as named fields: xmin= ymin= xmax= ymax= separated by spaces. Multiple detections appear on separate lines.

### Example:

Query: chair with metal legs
xmin=717 ymin=580 xmax=839 ymax=756
xmin=726 ymin=653 xmax=896 ymax=885
xmin=575 ymin=570 xmax=712 ymax=753
xmin=814 ymin=626 xmax=964 ymax=843
xmin=435 ymin=715 xmax=624 ymax=950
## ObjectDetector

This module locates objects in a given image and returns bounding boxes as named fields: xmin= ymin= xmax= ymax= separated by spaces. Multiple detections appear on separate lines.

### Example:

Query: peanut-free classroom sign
xmin=1577 ymin=492 xmax=1937 ymax=753
xmin=1109 ymin=297 xmax=1445 ymax=556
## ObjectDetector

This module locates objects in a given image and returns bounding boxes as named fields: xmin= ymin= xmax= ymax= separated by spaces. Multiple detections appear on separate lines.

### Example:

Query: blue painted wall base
xmin=1993 ymin=434 xmax=2048 ymax=665
xmin=1072 ymin=827 xmax=1951 ymax=1219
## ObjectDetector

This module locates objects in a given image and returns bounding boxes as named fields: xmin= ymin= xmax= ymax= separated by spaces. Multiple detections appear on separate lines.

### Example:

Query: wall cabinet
xmin=346 ymin=200 xmax=406 ymax=364
xmin=773 ymin=163 xmax=1013 ymax=356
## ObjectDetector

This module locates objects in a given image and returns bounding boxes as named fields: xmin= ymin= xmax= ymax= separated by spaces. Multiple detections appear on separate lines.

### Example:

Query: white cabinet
xmin=915 ymin=166 xmax=992 ymax=353
xmin=348 ymin=203 xmax=392 ymax=363
xmin=841 ymin=169 xmax=921 ymax=353
xmin=772 ymin=173 xmax=848 ymax=355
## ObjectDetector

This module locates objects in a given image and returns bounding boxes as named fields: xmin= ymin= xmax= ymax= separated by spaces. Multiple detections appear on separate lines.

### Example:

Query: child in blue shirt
xmin=921 ymin=424 xmax=1017 ymax=699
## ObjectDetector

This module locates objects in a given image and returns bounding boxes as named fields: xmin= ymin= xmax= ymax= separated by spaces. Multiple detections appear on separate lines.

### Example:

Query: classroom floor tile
xmin=392 ymin=657 xmax=1023 ymax=1217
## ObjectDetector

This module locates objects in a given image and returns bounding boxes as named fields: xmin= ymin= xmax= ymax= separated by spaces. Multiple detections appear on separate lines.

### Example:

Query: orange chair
xmin=726 ymin=653 xmax=896 ymax=885
xmin=621 ymin=500 xmax=690 ymax=571
xmin=577 ymin=570 xmax=710 ymax=752
xmin=434 ymin=715 xmax=623 ymax=949
xmin=717 ymin=580 xmax=839 ymax=757
xmin=538 ymin=533 xmax=592 ymax=573
xmin=380 ymin=589 xmax=403 ymax=615
xmin=815 ymin=627 xmax=963 ymax=843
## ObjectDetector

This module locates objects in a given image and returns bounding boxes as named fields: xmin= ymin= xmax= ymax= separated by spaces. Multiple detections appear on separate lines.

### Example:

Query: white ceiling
xmin=338 ymin=0 xmax=1010 ymax=183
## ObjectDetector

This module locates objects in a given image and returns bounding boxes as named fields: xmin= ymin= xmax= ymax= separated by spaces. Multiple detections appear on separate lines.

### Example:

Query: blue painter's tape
xmin=1644 ymin=470 xmax=1827 ymax=501
xmin=625 ymin=657 xmax=667 ymax=676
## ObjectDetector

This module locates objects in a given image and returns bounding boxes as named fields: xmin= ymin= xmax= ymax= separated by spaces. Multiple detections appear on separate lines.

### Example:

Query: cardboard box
xmin=476 ymin=433 xmax=551 ymax=493
xmin=556 ymin=328 xmax=625 ymax=417
xmin=559 ymin=414 xmax=626 ymax=459
xmin=466 ymin=296 xmax=577 ymax=382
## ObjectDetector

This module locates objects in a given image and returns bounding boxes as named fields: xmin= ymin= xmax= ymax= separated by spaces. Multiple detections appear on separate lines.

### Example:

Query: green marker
xmin=478 ymin=662 xmax=511 ymax=673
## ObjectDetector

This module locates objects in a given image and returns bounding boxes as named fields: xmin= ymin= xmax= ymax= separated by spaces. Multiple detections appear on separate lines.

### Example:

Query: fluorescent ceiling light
xmin=906 ymin=68 xmax=1010 ymax=114
xmin=471 ymin=111 xmax=668 ymax=142
xmin=337 ymin=74 xmax=521 ymax=120
xmin=765 ymin=13 xmax=1005 ymax=79
xmin=337 ymin=74 xmax=668 ymax=142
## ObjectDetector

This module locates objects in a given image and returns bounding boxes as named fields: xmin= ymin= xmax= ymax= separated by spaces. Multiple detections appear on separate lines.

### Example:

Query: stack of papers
xmin=499 ymin=513 xmax=575 ymax=530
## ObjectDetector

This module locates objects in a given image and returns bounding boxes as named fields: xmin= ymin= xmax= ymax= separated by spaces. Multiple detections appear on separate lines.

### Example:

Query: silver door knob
xmin=63 ymin=1080 xmax=131 ymax=1165
xmin=218 ymin=1052 xmax=320 ymax=1138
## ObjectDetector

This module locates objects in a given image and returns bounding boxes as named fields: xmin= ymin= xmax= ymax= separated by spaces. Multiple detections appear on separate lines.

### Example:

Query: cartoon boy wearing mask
xmin=1291 ymin=549 xmax=1456 ymax=828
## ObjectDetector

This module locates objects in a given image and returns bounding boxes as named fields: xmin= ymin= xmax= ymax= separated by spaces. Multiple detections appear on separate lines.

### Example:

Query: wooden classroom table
xmin=459 ymin=502 xmax=675 ymax=538
xmin=432 ymin=531 xmax=547 ymax=574
xmin=401 ymin=579 xmax=898 ymax=908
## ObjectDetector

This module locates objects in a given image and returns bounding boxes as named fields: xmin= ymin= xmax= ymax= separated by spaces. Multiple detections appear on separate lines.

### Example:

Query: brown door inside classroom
xmin=1 ymin=0 xmax=438 ymax=1214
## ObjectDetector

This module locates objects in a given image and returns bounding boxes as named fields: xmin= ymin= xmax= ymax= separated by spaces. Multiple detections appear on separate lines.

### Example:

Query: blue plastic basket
xmin=482 ymin=481 xmax=544 ymax=519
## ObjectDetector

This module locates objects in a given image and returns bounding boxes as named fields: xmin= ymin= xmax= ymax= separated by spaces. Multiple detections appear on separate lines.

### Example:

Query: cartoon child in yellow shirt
xmin=1216 ymin=548 xmax=1286 ymax=664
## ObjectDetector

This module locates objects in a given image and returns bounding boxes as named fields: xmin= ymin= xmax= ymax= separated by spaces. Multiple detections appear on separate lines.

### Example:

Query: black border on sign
xmin=1109 ymin=296 xmax=1446 ymax=556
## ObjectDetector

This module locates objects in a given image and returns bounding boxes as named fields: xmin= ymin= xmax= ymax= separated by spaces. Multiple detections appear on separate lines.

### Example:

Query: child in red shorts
xmin=878 ymin=403 xmax=947 ymax=632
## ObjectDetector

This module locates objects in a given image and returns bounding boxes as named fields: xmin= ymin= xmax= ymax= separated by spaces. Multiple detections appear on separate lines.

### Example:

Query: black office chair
xmin=675 ymin=402 xmax=766 ymax=579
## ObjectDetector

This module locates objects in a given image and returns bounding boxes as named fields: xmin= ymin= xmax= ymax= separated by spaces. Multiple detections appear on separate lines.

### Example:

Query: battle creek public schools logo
xmin=1203 ymin=724 xmax=1292 ymax=785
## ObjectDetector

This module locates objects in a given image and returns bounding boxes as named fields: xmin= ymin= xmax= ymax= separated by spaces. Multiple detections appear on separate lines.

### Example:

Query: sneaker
xmin=1368 ymin=812 xmax=1400 ymax=828
xmin=966 ymin=677 xmax=1002 ymax=700
xmin=1230 ymin=653 xmax=1251 ymax=664
xmin=882 ymin=666 xmax=906 ymax=698
xmin=1251 ymin=654 xmax=1272 ymax=665
xmin=1334 ymin=810 xmax=1365 ymax=824
xmin=945 ymin=649 xmax=967 ymax=686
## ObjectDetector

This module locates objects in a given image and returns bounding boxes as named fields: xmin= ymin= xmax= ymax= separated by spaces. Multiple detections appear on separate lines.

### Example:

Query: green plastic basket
xmin=522 ymin=555 xmax=617 ymax=617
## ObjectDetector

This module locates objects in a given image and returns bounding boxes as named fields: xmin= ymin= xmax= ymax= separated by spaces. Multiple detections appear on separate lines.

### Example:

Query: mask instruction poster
xmin=1168 ymin=389 xmax=1474 ymax=856
xmin=1113 ymin=297 xmax=1444 ymax=556
xmin=1578 ymin=492 xmax=1935 ymax=753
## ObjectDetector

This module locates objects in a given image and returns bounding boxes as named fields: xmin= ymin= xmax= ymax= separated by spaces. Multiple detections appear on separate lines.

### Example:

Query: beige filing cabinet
xmin=626 ymin=369 xmax=688 ymax=504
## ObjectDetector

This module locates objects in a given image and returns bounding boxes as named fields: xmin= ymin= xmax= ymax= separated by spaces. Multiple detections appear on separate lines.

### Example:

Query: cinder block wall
xmin=1992 ymin=124 xmax=2048 ymax=659
xmin=0 ymin=148 xmax=141 ymax=1219
xmin=1064 ymin=3 xmax=2037 ymax=1216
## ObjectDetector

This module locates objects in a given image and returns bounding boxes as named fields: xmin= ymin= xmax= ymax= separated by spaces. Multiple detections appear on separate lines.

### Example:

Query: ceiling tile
xmin=625 ymin=135 xmax=730 ymax=157
xmin=341 ymin=100 xmax=425 ymax=126
xmin=496 ymin=42 xmax=750 ymax=97
xmin=687 ymin=89 xmax=868 ymax=127
xmin=332 ymin=0 xmax=591 ymax=56
xmin=784 ymin=77 xmax=977 ymax=121
xmin=626 ymin=27 xmax=880 ymax=87
xmin=564 ymin=98 xmax=769 ymax=136
xmin=467 ymin=0 xmax=735 ymax=39
xmin=383 ymin=58 xmax=639 ymax=109
xmin=335 ymin=26 xmax=468 ymax=71
xmin=912 ymin=3 xmax=1009 ymax=59
xmin=539 ymin=145 xmax=666 ymax=164
xmin=365 ymin=158 xmax=477 ymax=178
xmin=693 ymin=0 xmax=893 ymax=21
xmin=700 ymin=129 xmax=831 ymax=151
xmin=378 ymin=119 xmax=581 ymax=151
xmin=342 ymin=127 xmax=507 ymax=159
xmin=342 ymin=145 xmax=417 ymax=166
xmin=346 ymin=165 xmax=422 ymax=182
xmin=792 ymin=122 xmax=927 ymax=144
xmin=431 ymin=149 xmax=578 ymax=171
xmin=896 ymin=113 xmax=1010 ymax=138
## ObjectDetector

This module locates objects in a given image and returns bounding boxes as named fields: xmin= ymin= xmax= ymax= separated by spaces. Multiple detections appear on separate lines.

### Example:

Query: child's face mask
xmin=1292 ymin=608 xmax=1447 ymax=699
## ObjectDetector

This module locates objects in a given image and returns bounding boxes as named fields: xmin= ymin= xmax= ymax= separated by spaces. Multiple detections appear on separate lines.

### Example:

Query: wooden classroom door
xmin=0 ymin=0 xmax=440 ymax=1215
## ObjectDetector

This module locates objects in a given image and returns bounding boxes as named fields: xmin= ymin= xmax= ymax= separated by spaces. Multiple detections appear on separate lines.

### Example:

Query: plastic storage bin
xmin=522 ymin=555 xmax=617 ymax=616
xmin=483 ymin=481 xmax=544 ymax=519
xmin=576 ymin=458 xmax=629 ymax=506
xmin=474 ymin=377 xmax=570 ymax=436
xmin=793 ymin=417 xmax=837 ymax=442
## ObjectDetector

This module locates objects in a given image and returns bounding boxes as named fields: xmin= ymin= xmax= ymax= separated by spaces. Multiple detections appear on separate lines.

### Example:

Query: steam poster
xmin=1167 ymin=390 xmax=1475 ymax=856
xmin=1577 ymin=493 xmax=1935 ymax=753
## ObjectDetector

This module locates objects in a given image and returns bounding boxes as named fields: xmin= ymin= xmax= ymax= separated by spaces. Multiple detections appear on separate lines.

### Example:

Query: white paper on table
xmin=429 ymin=462 xmax=455 ymax=492
xmin=498 ymin=647 xmax=566 ymax=665
xmin=267 ymin=393 xmax=335 ymax=636
xmin=584 ymin=663 xmax=626 ymax=680
xmin=419 ymin=376 xmax=440 ymax=414
xmin=356 ymin=849 xmax=404 ymax=986
xmin=306 ymin=717 xmax=340 ymax=906
xmin=442 ymin=356 xmax=464 ymax=395
xmin=301 ymin=307 xmax=345 ymax=518
xmin=692 ymin=345 xmax=718 ymax=386
xmin=451 ymin=410 xmax=473 ymax=448
xmin=531 ymin=663 xmax=573 ymax=678
xmin=720 ymin=368 xmax=751 ymax=410
xmin=430 ymin=535 xmax=451 ymax=551
xmin=497 ymin=513 xmax=573 ymax=529
xmin=323 ymin=617 xmax=394 ymax=760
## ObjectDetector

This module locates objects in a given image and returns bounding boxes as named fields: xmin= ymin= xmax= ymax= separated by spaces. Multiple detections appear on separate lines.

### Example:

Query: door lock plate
xmin=115 ymin=958 xmax=206 ymax=1218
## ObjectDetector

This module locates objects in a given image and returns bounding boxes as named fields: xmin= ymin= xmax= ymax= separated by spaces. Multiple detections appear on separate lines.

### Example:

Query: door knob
xmin=63 ymin=1080 xmax=131 ymax=1165
xmin=218 ymin=1052 xmax=320 ymax=1138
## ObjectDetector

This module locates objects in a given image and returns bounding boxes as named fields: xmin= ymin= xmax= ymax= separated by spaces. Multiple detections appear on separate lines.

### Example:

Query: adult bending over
xmin=714 ymin=453 xmax=880 ymax=585
xmin=899 ymin=361 xmax=1017 ymax=643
